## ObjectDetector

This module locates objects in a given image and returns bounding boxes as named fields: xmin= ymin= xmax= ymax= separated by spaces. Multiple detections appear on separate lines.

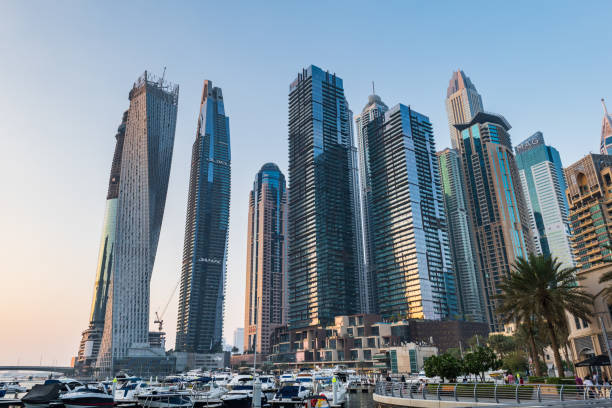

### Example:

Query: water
xmin=347 ymin=391 xmax=374 ymax=408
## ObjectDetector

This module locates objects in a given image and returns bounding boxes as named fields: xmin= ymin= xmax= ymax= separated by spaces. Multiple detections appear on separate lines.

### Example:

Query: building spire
xmin=372 ymin=81 xmax=375 ymax=95
xmin=603 ymin=98 xmax=609 ymax=116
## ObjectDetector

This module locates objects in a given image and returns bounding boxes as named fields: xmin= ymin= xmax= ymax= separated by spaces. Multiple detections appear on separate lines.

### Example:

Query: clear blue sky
xmin=1 ymin=0 xmax=610 ymax=365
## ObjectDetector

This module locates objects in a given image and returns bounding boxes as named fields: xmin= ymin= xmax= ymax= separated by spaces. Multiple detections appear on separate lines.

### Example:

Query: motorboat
xmin=219 ymin=385 xmax=266 ymax=408
xmin=0 ymin=389 xmax=6 ymax=398
xmin=0 ymin=381 xmax=27 ymax=393
xmin=114 ymin=380 xmax=153 ymax=406
xmin=137 ymin=390 xmax=192 ymax=408
xmin=278 ymin=373 xmax=295 ymax=384
xmin=22 ymin=379 xmax=83 ymax=408
xmin=60 ymin=386 xmax=114 ymax=408
xmin=211 ymin=373 xmax=231 ymax=387
xmin=318 ymin=378 xmax=347 ymax=407
xmin=190 ymin=382 xmax=226 ymax=407
xmin=270 ymin=384 xmax=311 ymax=407
xmin=227 ymin=375 xmax=253 ymax=388
xmin=257 ymin=375 xmax=277 ymax=392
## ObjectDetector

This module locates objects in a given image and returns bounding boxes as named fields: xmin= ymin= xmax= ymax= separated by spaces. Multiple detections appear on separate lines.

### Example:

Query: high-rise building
xmin=445 ymin=70 xmax=483 ymax=150
xmin=75 ymin=111 xmax=127 ymax=375
xmin=365 ymin=103 xmax=458 ymax=320
xmin=244 ymin=163 xmax=288 ymax=354
xmin=176 ymin=81 xmax=231 ymax=354
xmin=515 ymin=132 xmax=574 ymax=268
xmin=233 ymin=328 xmax=244 ymax=353
xmin=347 ymin=108 xmax=368 ymax=314
xmin=96 ymin=71 xmax=179 ymax=375
xmin=355 ymin=92 xmax=389 ymax=314
xmin=565 ymin=154 xmax=612 ymax=270
xmin=437 ymin=148 xmax=486 ymax=322
xmin=287 ymin=65 xmax=358 ymax=328
xmin=600 ymin=99 xmax=612 ymax=155
xmin=454 ymin=111 xmax=533 ymax=331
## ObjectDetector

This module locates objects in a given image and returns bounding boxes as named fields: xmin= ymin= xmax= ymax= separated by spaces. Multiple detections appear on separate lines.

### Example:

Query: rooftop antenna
xmin=603 ymin=98 xmax=609 ymax=116
xmin=372 ymin=81 xmax=375 ymax=95
xmin=160 ymin=66 xmax=167 ymax=85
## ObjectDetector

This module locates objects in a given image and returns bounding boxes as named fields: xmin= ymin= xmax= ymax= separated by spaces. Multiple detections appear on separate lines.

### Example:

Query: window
xmin=367 ymin=338 xmax=376 ymax=348
xmin=350 ymin=350 xmax=358 ymax=360
xmin=363 ymin=350 xmax=372 ymax=360
xmin=347 ymin=328 xmax=353 ymax=336
xmin=357 ymin=327 xmax=365 ymax=336
xmin=349 ymin=317 xmax=356 ymax=326
xmin=371 ymin=326 xmax=379 ymax=336
xmin=354 ymin=338 xmax=362 ymax=348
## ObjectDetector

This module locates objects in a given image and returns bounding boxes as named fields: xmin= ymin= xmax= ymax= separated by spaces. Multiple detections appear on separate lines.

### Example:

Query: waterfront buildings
xmin=515 ymin=132 xmax=574 ymax=267
xmin=600 ymin=99 xmax=612 ymax=155
xmin=365 ymin=103 xmax=458 ymax=320
xmin=437 ymin=148 xmax=486 ymax=322
xmin=176 ymin=81 xmax=231 ymax=354
xmin=244 ymin=163 xmax=288 ymax=354
xmin=75 ymin=111 xmax=127 ymax=376
xmin=287 ymin=65 xmax=359 ymax=328
xmin=268 ymin=313 xmax=486 ymax=372
xmin=95 ymin=71 xmax=179 ymax=376
xmin=355 ymin=92 xmax=389 ymax=314
xmin=564 ymin=154 xmax=612 ymax=378
xmin=445 ymin=70 xmax=484 ymax=150
xmin=454 ymin=111 xmax=533 ymax=331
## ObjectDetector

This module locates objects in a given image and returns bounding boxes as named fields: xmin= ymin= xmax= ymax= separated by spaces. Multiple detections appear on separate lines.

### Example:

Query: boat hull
xmin=137 ymin=394 xmax=192 ymax=408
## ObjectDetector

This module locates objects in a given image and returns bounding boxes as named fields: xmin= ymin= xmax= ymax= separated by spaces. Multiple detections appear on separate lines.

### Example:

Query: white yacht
xmin=60 ymin=386 xmax=114 ymax=408
xmin=270 ymin=384 xmax=312 ymax=407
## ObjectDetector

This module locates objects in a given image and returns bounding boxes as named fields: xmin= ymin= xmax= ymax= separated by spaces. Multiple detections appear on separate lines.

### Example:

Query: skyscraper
xmin=600 ymin=99 xmax=612 ymax=155
xmin=355 ymin=92 xmax=389 ymax=314
xmin=516 ymin=132 xmax=574 ymax=268
xmin=445 ymin=70 xmax=484 ymax=150
xmin=75 ymin=111 xmax=127 ymax=375
xmin=454 ymin=111 xmax=533 ymax=331
xmin=365 ymin=103 xmax=458 ymax=320
xmin=96 ymin=71 xmax=179 ymax=375
xmin=287 ymin=65 xmax=358 ymax=328
xmin=244 ymin=163 xmax=288 ymax=354
xmin=176 ymin=81 xmax=231 ymax=354
xmin=437 ymin=148 xmax=486 ymax=322
xmin=565 ymin=154 xmax=612 ymax=270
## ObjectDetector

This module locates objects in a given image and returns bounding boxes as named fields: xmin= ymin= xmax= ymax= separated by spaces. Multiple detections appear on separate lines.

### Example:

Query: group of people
xmin=503 ymin=372 xmax=524 ymax=385
xmin=576 ymin=373 xmax=610 ymax=398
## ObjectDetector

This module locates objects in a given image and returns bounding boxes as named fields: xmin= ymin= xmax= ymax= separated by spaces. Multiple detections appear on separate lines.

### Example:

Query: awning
xmin=575 ymin=354 xmax=610 ymax=367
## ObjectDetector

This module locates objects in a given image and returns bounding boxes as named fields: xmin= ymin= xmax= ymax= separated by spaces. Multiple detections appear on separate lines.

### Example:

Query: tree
xmin=502 ymin=351 xmax=529 ymax=373
xmin=487 ymin=334 xmax=516 ymax=358
xmin=423 ymin=353 xmax=463 ymax=382
xmin=463 ymin=346 xmax=501 ymax=381
xmin=497 ymin=254 xmax=593 ymax=377
xmin=231 ymin=346 xmax=239 ymax=354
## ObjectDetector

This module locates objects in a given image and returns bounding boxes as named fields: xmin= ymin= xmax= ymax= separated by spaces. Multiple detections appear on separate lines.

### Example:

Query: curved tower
xmin=176 ymin=81 xmax=231 ymax=353
xmin=600 ymin=99 xmax=612 ymax=154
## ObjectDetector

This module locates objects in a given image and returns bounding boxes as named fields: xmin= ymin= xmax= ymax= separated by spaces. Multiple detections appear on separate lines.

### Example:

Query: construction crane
xmin=154 ymin=281 xmax=178 ymax=332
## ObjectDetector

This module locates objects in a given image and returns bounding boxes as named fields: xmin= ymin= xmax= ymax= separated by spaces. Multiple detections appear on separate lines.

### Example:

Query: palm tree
xmin=496 ymin=275 xmax=543 ymax=376
xmin=497 ymin=254 xmax=593 ymax=377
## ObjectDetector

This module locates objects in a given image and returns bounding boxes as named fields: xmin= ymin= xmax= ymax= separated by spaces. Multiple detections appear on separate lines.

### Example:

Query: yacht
xmin=270 ymin=384 xmax=311 ymax=407
xmin=60 ymin=385 xmax=114 ymax=408
xmin=0 ymin=381 xmax=27 ymax=393
xmin=318 ymin=378 xmax=347 ymax=407
xmin=278 ymin=373 xmax=295 ymax=384
xmin=22 ymin=379 xmax=83 ymax=408
xmin=190 ymin=382 xmax=226 ymax=408
xmin=219 ymin=384 xmax=267 ymax=408
xmin=257 ymin=375 xmax=277 ymax=392
xmin=114 ymin=380 xmax=153 ymax=406
xmin=211 ymin=373 xmax=231 ymax=387
xmin=137 ymin=390 xmax=192 ymax=408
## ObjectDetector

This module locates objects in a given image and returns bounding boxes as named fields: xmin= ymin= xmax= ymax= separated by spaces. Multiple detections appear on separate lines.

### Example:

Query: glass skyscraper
xmin=355 ymin=92 xmax=388 ymax=314
xmin=244 ymin=163 xmax=287 ymax=354
xmin=287 ymin=65 xmax=358 ymax=328
xmin=176 ymin=81 xmax=231 ymax=353
xmin=454 ymin=112 xmax=533 ymax=331
xmin=96 ymin=71 xmax=179 ymax=376
xmin=75 ymin=111 xmax=127 ymax=376
xmin=437 ymin=148 xmax=486 ymax=322
xmin=516 ymin=132 xmax=574 ymax=268
xmin=365 ymin=103 xmax=458 ymax=320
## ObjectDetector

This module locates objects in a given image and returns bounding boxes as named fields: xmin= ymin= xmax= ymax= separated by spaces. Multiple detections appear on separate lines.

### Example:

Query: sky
xmin=1 ymin=0 xmax=611 ymax=366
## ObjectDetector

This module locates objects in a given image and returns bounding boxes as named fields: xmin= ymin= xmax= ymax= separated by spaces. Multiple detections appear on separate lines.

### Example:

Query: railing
xmin=374 ymin=381 xmax=612 ymax=404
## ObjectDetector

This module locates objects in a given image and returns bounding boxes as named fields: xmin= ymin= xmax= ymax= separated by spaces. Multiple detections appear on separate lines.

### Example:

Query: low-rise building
xmin=269 ymin=314 xmax=487 ymax=373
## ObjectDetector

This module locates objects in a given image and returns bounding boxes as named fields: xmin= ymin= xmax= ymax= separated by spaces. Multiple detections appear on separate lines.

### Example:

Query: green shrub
xmin=528 ymin=376 xmax=545 ymax=383
xmin=545 ymin=377 xmax=560 ymax=384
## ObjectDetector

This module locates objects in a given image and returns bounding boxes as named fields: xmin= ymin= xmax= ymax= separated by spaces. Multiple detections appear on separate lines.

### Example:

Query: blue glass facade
xmin=287 ymin=65 xmax=358 ymax=328
xmin=366 ymin=103 xmax=458 ymax=320
xmin=176 ymin=81 xmax=231 ymax=353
